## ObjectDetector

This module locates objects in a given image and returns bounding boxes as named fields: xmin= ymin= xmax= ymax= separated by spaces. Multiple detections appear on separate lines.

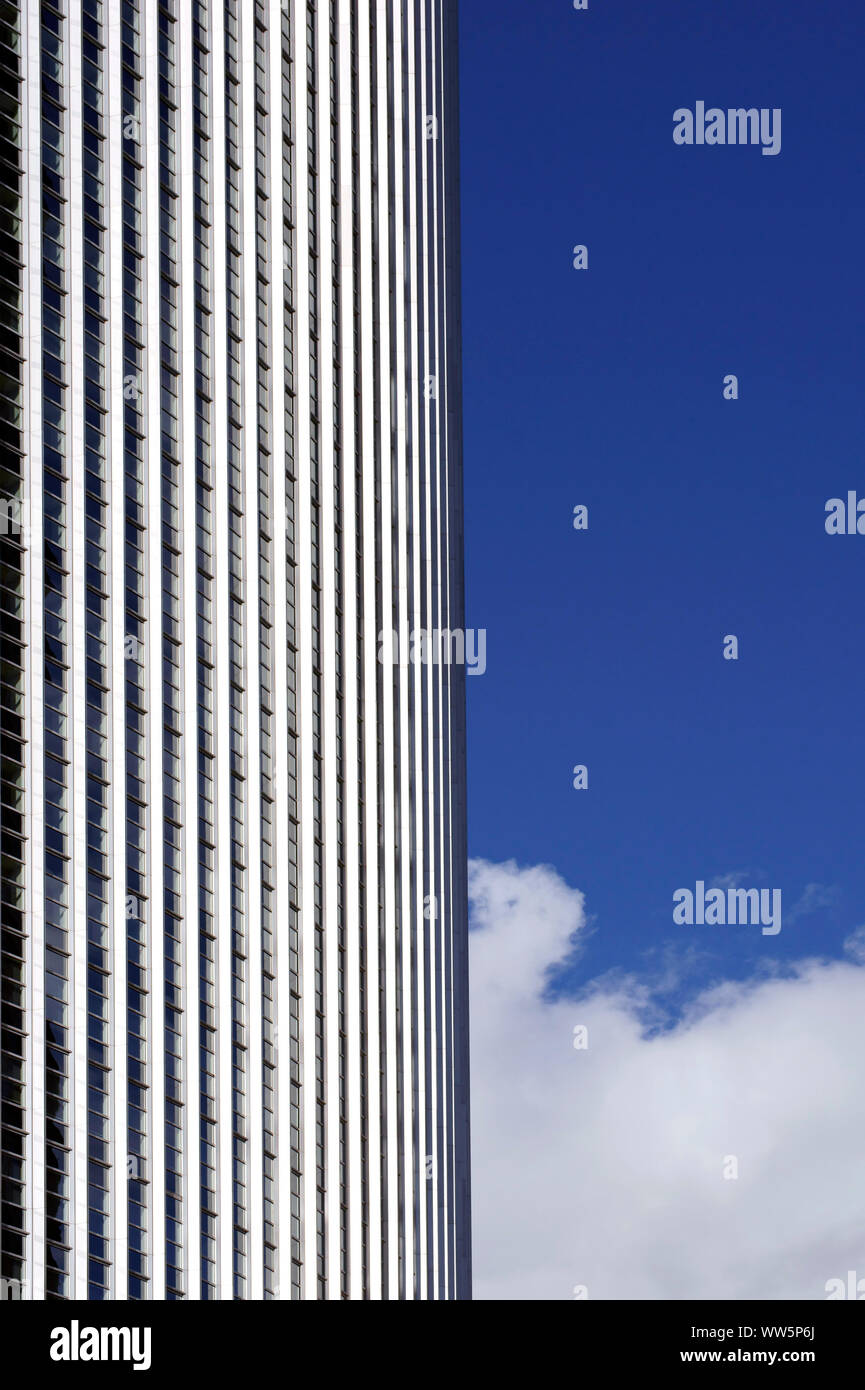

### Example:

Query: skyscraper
xmin=0 ymin=0 xmax=470 ymax=1301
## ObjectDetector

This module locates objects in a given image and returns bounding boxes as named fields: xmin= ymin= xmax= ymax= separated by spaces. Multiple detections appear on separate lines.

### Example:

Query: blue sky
xmin=459 ymin=0 xmax=865 ymax=1000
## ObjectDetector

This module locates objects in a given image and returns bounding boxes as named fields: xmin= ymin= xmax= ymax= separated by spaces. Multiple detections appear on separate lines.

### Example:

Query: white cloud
xmin=469 ymin=858 xmax=865 ymax=1301
xmin=709 ymin=869 xmax=756 ymax=891
xmin=787 ymin=882 xmax=841 ymax=923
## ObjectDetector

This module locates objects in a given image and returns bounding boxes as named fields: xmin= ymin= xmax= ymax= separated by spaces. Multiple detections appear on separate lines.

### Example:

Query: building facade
xmin=0 ymin=0 xmax=470 ymax=1300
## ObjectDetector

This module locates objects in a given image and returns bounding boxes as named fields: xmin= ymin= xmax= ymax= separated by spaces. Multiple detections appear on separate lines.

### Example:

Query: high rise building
xmin=0 ymin=0 xmax=470 ymax=1301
